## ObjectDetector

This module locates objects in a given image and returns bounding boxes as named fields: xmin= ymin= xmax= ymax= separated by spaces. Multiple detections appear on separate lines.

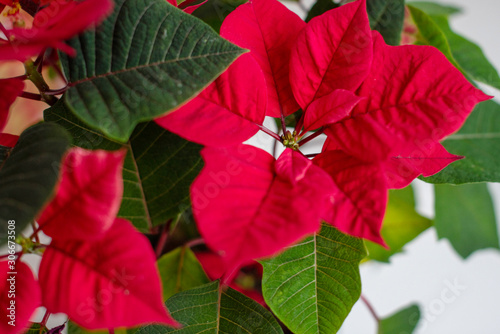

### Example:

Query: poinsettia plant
xmin=1 ymin=0 xmax=499 ymax=333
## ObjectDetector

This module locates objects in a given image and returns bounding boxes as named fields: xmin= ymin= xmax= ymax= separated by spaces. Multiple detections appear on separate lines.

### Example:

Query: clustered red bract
xmin=156 ymin=0 xmax=489 ymax=274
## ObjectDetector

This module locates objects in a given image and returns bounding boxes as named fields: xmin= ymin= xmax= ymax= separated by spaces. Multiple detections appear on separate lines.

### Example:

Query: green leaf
xmin=435 ymin=183 xmax=499 ymax=258
xmin=261 ymin=222 xmax=366 ymax=334
xmin=157 ymin=246 xmax=209 ymax=301
xmin=365 ymin=186 xmax=432 ymax=262
xmin=26 ymin=323 xmax=48 ymax=334
xmin=406 ymin=2 xmax=461 ymax=16
xmin=193 ymin=0 xmax=246 ymax=32
xmin=137 ymin=281 xmax=284 ymax=334
xmin=61 ymin=0 xmax=245 ymax=142
xmin=378 ymin=304 xmax=421 ymax=334
xmin=68 ymin=321 xmax=135 ymax=334
xmin=422 ymin=100 xmax=500 ymax=184
xmin=44 ymin=100 xmax=203 ymax=232
xmin=305 ymin=0 xmax=339 ymax=23
xmin=430 ymin=15 xmax=500 ymax=91
xmin=0 ymin=123 xmax=70 ymax=246
xmin=367 ymin=0 xmax=405 ymax=46
xmin=407 ymin=5 xmax=459 ymax=68
xmin=0 ymin=144 xmax=12 ymax=166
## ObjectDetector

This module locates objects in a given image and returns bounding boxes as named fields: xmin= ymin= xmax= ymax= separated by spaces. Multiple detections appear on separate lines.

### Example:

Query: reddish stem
xmin=257 ymin=124 xmax=281 ymax=141
xmin=44 ymin=86 xmax=69 ymax=95
xmin=155 ymin=221 xmax=171 ymax=259
xmin=186 ymin=238 xmax=204 ymax=248
xmin=361 ymin=294 xmax=380 ymax=323
xmin=298 ymin=127 xmax=325 ymax=147
xmin=19 ymin=91 xmax=42 ymax=101
xmin=40 ymin=310 xmax=51 ymax=329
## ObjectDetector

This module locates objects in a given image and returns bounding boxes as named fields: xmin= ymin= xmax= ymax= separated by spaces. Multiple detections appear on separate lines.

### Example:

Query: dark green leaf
xmin=435 ymin=183 xmax=499 ymax=258
xmin=193 ymin=0 xmax=246 ymax=32
xmin=0 ymin=123 xmax=70 ymax=246
xmin=0 ymin=144 xmax=12 ymax=166
xmin=137 ymin=281 xmax=284 ymax=334
xmin=61 ymin=0 xmax=245 ymax=142
xmin=44 ymin=100 xmax=203 ymax=232
xmin=378 ymin=304 xmax=421 ymax=334
xmin=157 ymin=246 xmax=209 ymax=301
xmin=430 ymin=16 xmax=500 ymax=90
xmin=367 ymin=0 xmax=405 ymax=45
xmin=423 ymin=100 xmax=500 ymax=184
xmin=406 ymin=2 xmax=461 ymax=16
xmin=305 ymin=0 xmax=339 ymax=23
xmin=261 ymin=222 xmax=366 ymax=334
xmin=366 ymin=186 xmax=432 ymax=262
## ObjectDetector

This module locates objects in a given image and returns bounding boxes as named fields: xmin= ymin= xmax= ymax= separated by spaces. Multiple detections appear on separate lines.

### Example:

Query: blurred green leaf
xmin=407 ymin=2 xmax=461 ymax=16
xmin=137 ymin=281 xmax=284 ymax=333
xmin=378 ymin=304 xmax=421 ymax=334
xmin=366 ymin=186 xmax=432 ymax=262
xmin=435 ymin=183 xmax=499 ymax=258
xmin=157 ymin=246 xmax=209 ymax=301
xmin=367 ymin=0 xmax=405 ymax=45
xmin=0 ymin=123 xmax=70 ymax=247
xmin=261 ymin=222 xmax=366 ymax=334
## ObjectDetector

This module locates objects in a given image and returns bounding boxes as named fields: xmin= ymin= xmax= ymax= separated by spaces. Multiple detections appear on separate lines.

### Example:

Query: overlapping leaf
xmin=367 ymin=0 xmax=405 ymax=45
xmin=60 ymin=0 xmax=244 ymax=141
xmin=157 ymin=246 xmax=209 ymax=301
xmin=435 ymin=183 xmax=499 ymax=258
xmin=221 ymin=0 xmax=304 ymax=117
xmin=0 ymin=261 xmax=41 ymax=334
xmin=192 ymin=145 xmax=335 ymax=272
xmin=39 ymin=218 xmax=177 ymax=329
xmin=38 ymin=148 xmax=125 ymax=241
xmin=0 ymin=123 xmax=70 ymax=246
xmin=261 ymin=223 xmax=366 ymax=334
xmin=365 ymin=187 xmax=432 ymax=262
xmin=44 ymin=101 xmax=203 ymax=232
xmin=137 ymin=281 xmax=284 ymax=334
xmin=290 ymin=0 xmax=373 ymax=110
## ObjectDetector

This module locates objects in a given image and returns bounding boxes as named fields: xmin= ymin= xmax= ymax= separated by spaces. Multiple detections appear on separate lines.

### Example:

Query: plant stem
xmin=108 ymin=329 xmax=115 ymax=334
xmin=186 ymin=238 xmax=204 ymax=248
xmin=19 ymin=91 xmax=42 ymax=101
xmin=31 ymin=221 xmax=40 ymax=244
xmin=360 ymin=294 xmax=380 ymax=323
xmin=298 ymin=127 xmax=324 ymax=147
xmin=155 ymin=220 xmax=171 ymax=259
xmin=40 ymin=310 xmax=51 ymax=329
xmin=24 ymin=60 xmax=58 ymax=105
xmin=257 ymin=124 xmax=281 ymax=141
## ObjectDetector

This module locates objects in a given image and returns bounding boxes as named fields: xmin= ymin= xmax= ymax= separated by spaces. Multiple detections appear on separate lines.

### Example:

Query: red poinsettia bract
xmin=1 ymin=148 xmax=177 ymax=332
xmin=0 ymin=0 xmax=113 ymax=61
xmin=0 ymin=78 xmax=24 ymax=132
xmin=159 ymin=0 xmax=489 ymax=274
